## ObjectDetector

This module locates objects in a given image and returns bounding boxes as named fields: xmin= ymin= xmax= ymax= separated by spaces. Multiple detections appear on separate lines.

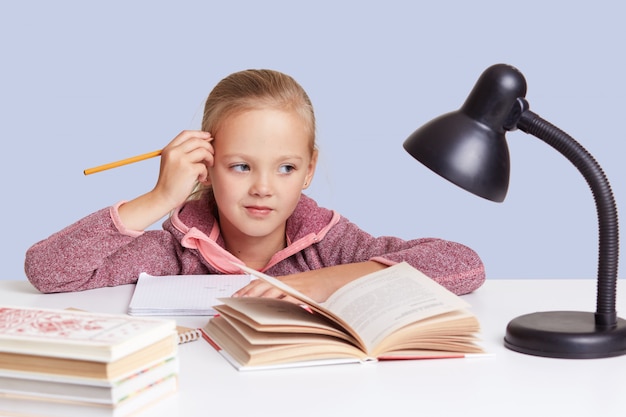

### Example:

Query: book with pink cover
xmin=0 ymin=306 xmax=177 ymax=362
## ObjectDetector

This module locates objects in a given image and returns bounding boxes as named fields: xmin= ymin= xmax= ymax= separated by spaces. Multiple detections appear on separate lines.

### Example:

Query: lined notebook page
xmin=128 ymin=273 xmax=251 ymax=316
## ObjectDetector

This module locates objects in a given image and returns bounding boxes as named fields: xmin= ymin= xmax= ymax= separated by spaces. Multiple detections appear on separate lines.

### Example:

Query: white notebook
xmin=128 ymin=273 xmax=251 ymax=316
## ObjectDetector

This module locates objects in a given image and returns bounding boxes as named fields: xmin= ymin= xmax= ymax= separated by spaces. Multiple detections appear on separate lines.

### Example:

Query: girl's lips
xmin=245 ymin=206 xmax=273 ymax=216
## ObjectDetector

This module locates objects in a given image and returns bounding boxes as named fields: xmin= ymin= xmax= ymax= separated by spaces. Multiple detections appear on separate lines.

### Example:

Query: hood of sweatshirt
xmin=164 ymin=193 xmax=340 ymax=273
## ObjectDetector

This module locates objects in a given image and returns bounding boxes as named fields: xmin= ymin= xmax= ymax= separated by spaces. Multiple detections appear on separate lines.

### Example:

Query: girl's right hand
xmin=152 ymin=130 xmax=214 ymax=209
xmin=117 ymin=130 xmax=213 ymax=232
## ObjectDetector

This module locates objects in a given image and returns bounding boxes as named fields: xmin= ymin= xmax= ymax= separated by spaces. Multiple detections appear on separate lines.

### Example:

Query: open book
xmin=201 ymin=262 xmax=485 ymax=371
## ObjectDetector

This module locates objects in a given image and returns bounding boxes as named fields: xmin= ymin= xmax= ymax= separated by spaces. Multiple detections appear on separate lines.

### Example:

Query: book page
xmin=235 ymin=262 xmax=472 ymax=354
xmin=234 ymin=264 xmax=367 ymax=348
xmin=214 ymin=297 xmax=356 ymax=343
xmin=128 ymin=273 xmax=251 ymax=316
xmin=322 ymin=262 xmax=471 ymax=353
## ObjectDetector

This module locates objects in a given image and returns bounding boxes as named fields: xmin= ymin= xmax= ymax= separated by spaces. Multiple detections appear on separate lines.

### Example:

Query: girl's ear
xmin=303 ymin=149 xmax=318 ymax=190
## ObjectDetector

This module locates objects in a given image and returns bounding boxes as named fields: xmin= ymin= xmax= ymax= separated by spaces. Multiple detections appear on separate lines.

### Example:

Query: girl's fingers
xmin=168 ymin=130 xmax=212 ymax=147
xmin=161 ymin=132 xmax=214 ymax=171
xmin=167 ymin=132 xmax=213 ymax=155
xmin=234 ymin=281 xmax=284 ymax=299
xmin=152 ymin=131 xmax=214 ymax=205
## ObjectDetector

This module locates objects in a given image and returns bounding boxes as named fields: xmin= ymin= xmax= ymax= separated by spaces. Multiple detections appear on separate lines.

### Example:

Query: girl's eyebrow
xmin=221 ymin=152 xmax=305 ymax=162
xmin=277 ymin=154 xmax=305 ymax=162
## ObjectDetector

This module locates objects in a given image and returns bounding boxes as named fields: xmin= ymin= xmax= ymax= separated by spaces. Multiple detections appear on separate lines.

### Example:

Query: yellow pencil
xmin=83 ymin=150 xmax=162 ymax=175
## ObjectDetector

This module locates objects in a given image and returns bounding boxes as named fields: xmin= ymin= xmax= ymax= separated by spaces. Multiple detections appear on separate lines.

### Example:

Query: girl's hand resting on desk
xmin=233 ymin=261 xmax=387 ymax=303
xmin=233 ymin=271 xmax=331 ymax=304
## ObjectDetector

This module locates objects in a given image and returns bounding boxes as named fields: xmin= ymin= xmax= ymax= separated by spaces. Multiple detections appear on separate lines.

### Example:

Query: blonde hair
xmin=191 ymin=69 xmax=316 ymax=200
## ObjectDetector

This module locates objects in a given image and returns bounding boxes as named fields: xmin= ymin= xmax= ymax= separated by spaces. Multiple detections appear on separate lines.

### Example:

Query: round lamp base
xmin=504 ymin=311 xmax=626 ymax=359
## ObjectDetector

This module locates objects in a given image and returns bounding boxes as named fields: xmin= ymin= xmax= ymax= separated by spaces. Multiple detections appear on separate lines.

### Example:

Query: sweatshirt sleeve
xmin=24 ymin=205 xmax=185 ymax=293
xmin=317 ymin=216 xmax=485 ymax=295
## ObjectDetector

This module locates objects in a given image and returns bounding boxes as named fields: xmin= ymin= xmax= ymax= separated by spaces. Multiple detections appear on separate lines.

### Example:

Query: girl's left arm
xmin=234 ymin=260 xmax=387 ymax=303
xmin=236 ymin=217 xmax=485 ymax=302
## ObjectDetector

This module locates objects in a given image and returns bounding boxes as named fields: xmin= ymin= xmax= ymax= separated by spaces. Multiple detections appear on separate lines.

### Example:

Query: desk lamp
xmin=403 ymin=64 xmax=626 ymax=358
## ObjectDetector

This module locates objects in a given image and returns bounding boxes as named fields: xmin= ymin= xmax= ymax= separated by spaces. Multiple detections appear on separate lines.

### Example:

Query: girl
xmin=25 ymin=69 xmax=485 ymax=301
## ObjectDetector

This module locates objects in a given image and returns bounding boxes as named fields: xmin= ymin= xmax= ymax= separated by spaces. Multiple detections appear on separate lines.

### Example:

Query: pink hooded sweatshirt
xmin=25 ymin=194 xmax=485 ymax=295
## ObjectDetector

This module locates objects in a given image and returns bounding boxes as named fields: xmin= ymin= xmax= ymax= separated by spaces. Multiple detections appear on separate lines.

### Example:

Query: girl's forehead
xmin=214 ymin=109 xmax=311 ymax=147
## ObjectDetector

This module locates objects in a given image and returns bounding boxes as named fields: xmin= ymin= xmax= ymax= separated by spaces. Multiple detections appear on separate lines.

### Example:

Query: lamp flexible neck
xmin=517 ymin=110 xmax=619 ymax=327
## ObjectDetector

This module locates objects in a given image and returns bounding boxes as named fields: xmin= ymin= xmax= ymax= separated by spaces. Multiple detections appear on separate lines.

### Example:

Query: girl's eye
xmin=279 ymin=164 xmax=295 ymax=174
xmin=231 ymin=163 xmax=250 ymax=172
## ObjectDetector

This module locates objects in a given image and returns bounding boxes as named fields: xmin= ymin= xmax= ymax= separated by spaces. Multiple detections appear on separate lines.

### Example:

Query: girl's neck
xmin=223 ymin=232 xmax=287 ymax=271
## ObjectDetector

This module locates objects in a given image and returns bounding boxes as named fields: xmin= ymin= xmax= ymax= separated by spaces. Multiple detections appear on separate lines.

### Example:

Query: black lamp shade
xmin=403 ymin=111 xmax=510 ymax=202
xmin=403 ymin=64 xmax=528 ymax=202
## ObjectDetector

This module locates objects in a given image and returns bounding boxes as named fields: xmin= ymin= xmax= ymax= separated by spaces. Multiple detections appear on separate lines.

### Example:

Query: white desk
xmin=1 ymin=278 xmax=625 ymax=417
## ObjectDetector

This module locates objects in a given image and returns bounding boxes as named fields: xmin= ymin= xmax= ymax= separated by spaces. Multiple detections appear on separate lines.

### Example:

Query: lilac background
xmin=2 ymin=1 xmax=624 ymax=285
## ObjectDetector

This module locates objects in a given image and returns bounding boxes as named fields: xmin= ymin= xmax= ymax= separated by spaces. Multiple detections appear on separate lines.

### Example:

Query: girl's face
xmin=207 ymin=108 xmax=317 ymax=247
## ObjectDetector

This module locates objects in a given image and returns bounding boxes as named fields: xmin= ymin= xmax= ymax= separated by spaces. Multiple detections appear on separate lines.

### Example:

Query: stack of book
xmin=0 ymin=306 xmax=179 ymax=416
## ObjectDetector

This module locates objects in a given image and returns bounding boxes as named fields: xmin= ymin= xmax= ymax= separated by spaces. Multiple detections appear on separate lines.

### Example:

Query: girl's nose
xmin=250 ymin=172 xmax=273 ymax=197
